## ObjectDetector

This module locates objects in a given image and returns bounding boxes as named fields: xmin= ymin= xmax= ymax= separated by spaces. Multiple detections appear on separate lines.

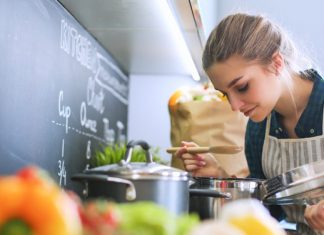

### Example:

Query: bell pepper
xmin=0 ymin=166 xmax=82 ymax=235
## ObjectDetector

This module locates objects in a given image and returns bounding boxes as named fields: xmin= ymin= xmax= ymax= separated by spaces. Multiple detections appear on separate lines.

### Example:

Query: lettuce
xmin=117 ymin=201 xmax=199 ymax=235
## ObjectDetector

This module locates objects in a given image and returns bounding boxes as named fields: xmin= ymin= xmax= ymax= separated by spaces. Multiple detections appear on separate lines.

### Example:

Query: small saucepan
xmin=72 ymin=140 xmax=229 ymax=215
xmin=189 ymin=177 xmax=262 ymax=219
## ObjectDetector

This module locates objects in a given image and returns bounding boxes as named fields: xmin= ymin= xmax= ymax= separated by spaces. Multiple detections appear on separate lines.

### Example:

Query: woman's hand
xmin=175 ymin=141 xmax=228 ymax=178
xmin=304 ymin=200 xmax=324 ymax=231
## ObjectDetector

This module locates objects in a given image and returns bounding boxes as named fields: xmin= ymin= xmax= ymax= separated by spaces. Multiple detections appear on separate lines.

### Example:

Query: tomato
xmin=80 ymin=200 xmax=120 ymax=235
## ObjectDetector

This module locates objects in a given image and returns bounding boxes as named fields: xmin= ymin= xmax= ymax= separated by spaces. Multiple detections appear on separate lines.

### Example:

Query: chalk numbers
xmin=58 ymin=139 xmax=67 ymax=186
xmin=55 ymin=88 xmax=126 ymax=186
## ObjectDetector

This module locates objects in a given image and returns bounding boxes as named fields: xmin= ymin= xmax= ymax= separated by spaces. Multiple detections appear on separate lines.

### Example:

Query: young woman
xmin=175 ymin=13 xmax=324 ymax=235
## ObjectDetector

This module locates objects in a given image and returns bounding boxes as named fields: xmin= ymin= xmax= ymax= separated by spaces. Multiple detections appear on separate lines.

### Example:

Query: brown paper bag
xmin=169 ymin=100 xmax=249 ymax=177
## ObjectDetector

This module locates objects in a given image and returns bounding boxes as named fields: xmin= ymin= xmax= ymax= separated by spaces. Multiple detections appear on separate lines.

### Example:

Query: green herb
xmin=91 ymin=144 xmax=166 ymax=167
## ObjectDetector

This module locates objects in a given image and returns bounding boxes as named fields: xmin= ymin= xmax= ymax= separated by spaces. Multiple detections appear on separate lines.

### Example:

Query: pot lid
xmin=86 ymin=140 xmax=188 ymax=180
xmin=85 ymin=162 xmax=188 ymax=180
xmin=262 ymin=160 xmax=324 ymax=205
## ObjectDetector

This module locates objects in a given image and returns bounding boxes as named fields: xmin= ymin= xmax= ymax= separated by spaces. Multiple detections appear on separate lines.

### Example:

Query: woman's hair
xmin=202 ymin=13 xmax=312 ymax=79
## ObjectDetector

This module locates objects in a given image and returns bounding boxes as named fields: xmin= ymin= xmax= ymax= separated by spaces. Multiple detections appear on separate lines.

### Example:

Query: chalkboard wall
xmin=0 ymin=0 xmax=129 ymax=194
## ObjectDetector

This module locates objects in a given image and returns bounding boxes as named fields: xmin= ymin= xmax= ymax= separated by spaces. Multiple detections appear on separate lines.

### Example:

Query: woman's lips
xmin=243 ymin=107 xmax=256 ymax=117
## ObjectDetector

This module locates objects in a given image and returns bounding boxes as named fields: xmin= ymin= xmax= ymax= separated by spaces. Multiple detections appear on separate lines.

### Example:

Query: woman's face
xmin=206 ymin=55 xmax=282 ymax=122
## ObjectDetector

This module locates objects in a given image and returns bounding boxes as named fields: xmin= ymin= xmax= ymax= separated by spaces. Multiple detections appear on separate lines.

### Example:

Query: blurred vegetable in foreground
xmin=221 ymin=199 xmax=286 ymax=235
xmin=0 ymin=166 xmax=198 ymax=235
xmin=78 ymin=199 xmax=120 ymax=235
xmin=118 ymin=201 xmax=199 ymax=235
xmin=0 ymin=166 xmax=82 ymax=235
xmin=190 ymin=199 xmax=286 ymax=235
xmin=78 ymin=200 xmax=198 ymax=235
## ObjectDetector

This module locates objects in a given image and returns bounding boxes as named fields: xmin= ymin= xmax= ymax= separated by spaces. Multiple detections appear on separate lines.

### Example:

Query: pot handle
xmin=189 ymin=188 xmax=232 ymax=199
xmin=122 ymin=140 xmax=153 ymax=164
xmin=71 ymin=173 xmax=136 ymax=201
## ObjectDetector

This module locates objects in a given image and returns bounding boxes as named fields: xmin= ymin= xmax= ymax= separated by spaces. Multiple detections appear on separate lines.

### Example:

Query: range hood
xmin=58 ymin=0 xmax=213 ymax=82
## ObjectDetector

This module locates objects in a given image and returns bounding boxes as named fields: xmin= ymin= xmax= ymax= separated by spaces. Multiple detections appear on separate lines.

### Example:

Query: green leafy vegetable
xmin=91 ymin=144 xmax=166 ymax=167
xmin=175 ymin=213 xmax=199 ymax=235
xmin=193 ymin=95 xmax=204 ymax=101
xmin=117 ymin=202 xmax=199 ymax=235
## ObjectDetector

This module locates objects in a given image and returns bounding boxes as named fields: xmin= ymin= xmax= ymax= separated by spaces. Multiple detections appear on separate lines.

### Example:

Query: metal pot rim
xmin=97 ymin=172 xmax=188 ymax=181
xmin=85 ymin=162 xmax=189 ymax=180
xmin=193 ymin=177 xmax=262 ymax=181
xmin=191 ymin=177 xmax=262 ymax=189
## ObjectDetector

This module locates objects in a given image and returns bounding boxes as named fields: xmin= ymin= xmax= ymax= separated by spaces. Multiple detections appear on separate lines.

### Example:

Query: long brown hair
xmin=202 ymin=13 xmax=311 ymax=78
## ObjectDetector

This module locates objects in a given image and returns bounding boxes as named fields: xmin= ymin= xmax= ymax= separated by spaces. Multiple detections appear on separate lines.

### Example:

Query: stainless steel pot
xmin=72 ymin=140 xmax=228 ymax=216
xmin=189 ymin=160 xmax=324 ymax=220
xmin=189 ymin=177 xmax=262 ymax=219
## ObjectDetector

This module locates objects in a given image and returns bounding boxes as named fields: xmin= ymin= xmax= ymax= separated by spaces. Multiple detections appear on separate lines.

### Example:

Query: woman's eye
xmin=237 ymin=83 xmax=249 ymax=93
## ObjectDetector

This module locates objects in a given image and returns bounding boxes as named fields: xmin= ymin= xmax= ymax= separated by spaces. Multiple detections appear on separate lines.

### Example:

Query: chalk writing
xmin=87 ymin=76 xmax=105 ymax=114
xmin=60 ymin=19 xmax=129 ymax=105
xmin=116 ymin=120 xmax=126 ymax=145
xmin=51 ymin=120 xmax=106 ymax=143
xmin=85 ymin=140 xmax=91 ymax=170
xmin=58 ymin=139 xmax=67 ymax=186
xmin=80 ymin=102 xmax=97 ymax=133
xmin=103 ymin=118 xmax=115 ymax=145
xmin=95 ymin=53 xmax=128 ymax=104
xmin=60 ymin=19 xmax=97 ymax=73
xmin=58 ymin=90 xmax=71 ymax=134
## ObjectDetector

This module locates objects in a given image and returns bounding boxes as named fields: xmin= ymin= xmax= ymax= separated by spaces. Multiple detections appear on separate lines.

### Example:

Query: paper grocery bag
xmin=169 ymin=100 xmax=249 ymax=177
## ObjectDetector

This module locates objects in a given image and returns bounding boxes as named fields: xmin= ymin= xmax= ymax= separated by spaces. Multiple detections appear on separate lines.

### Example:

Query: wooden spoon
xmin=166 ymin=146 xmax=243 ymax=154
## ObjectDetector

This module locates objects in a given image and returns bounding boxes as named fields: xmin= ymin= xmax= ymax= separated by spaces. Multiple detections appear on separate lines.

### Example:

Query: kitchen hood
xmin=58 ymin=0 xmax=212 ymax=82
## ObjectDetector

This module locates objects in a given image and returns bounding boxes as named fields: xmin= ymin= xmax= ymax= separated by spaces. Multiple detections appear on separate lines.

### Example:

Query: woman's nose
xmin=228 ymin=94 xmax=244 ymax=111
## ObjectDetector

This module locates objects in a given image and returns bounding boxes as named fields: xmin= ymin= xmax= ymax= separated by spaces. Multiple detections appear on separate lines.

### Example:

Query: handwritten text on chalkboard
xmin=60 ymin=19 xmax=128 ymax=104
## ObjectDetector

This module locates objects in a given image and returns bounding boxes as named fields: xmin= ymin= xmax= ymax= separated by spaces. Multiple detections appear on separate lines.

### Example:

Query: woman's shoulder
xmin=299 ymin=69 xmax=324 ymax=110
xmin=314 ymin=70 xmax=324 ymax=88
xmin=308 ymin=69 xmax=324 ymax=104
xmin=306 ymin=69 xmax=324 ymax=84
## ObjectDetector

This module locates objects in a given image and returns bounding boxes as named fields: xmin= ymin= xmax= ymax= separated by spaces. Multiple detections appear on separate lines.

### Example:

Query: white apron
xmin=262 ymin=113 xmax=324 ymax=235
